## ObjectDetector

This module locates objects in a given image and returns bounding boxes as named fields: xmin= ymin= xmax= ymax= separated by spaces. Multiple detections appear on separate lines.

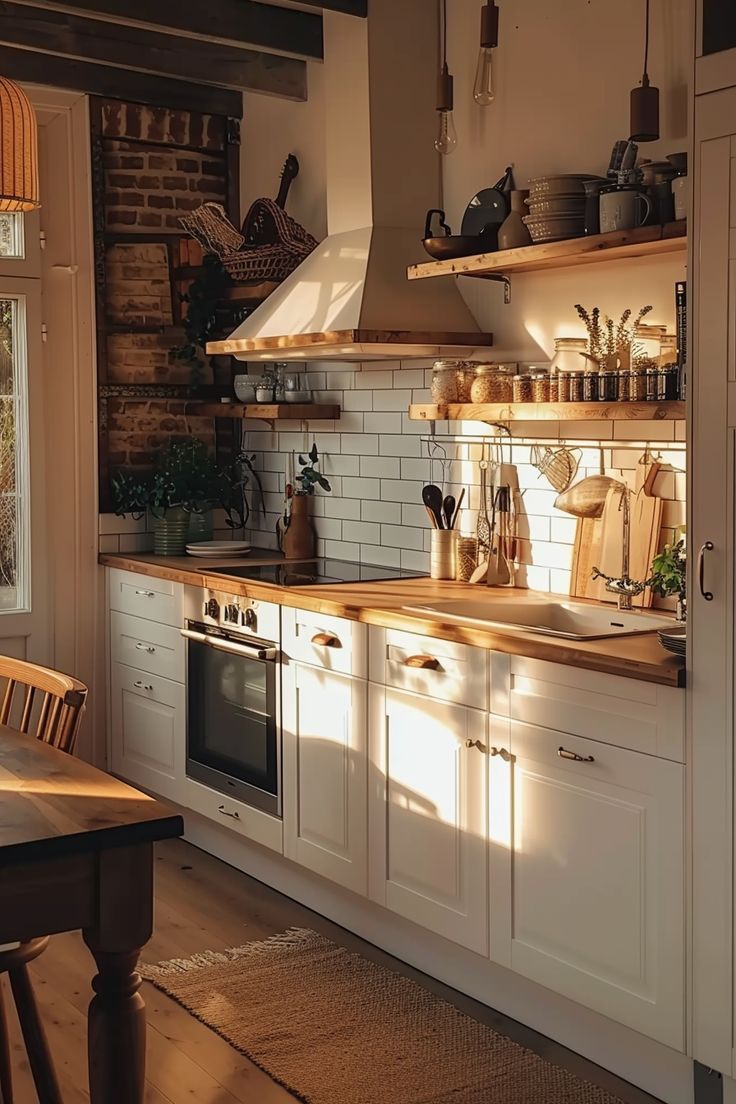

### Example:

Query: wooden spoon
xmin=422 ymin=484 xmax=444 ymax=529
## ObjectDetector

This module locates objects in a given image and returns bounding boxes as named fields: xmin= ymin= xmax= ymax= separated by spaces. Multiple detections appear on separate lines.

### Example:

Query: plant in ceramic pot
xmin=647 ymin=539 xmax=686 ymax=622
xmin=112 ymin=439 xmax=264 ymax=555
xmin=283 ymin=444 xmax=331 ymax=560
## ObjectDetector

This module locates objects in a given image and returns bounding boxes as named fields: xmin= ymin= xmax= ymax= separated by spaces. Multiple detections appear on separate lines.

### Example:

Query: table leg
xmin=83 ymin=844 xmax=154 ymax=1104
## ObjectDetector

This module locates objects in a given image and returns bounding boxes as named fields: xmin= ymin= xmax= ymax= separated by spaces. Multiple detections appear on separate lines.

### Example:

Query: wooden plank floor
xmin=4 ymin=837 xmax=663 ymax=1103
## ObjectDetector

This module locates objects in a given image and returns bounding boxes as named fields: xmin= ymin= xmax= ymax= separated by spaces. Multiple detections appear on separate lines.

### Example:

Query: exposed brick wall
xmin=105 ymin=243 xmax=173 ymax=328
xmin=100 ymin=101 xmax=226 ymax=151
xmin=107 ymin=400 xmax=216 ymax=469
xmin=104 ymin=141 xmax=227 ymax=233
xmin=106 ymin=334 xmax=194 ymax=385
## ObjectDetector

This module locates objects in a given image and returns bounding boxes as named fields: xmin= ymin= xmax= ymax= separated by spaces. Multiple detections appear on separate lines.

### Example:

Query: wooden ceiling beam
xmin=0 ymin=5 xmax=308 ymax=99
xmin=288 ymin=0 xmax=367 ymax=14
xmin=7 ymin=0 xmax=324 ymax=60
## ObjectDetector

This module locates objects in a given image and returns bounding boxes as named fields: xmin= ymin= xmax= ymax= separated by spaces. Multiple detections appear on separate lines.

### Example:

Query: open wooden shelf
xmin=409 ymin=401 xmax=685 ymax=423
xmin=407 ymin=221 xmax=687 ymax=281
xmin=190 ymin=402 xmax=341 ymax=421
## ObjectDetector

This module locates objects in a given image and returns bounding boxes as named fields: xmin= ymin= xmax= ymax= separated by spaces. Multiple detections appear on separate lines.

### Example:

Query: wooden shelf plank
xmin=408 ymin=222 xmax=687 ymax=281
xmin=408 ymin=402 xmax=685 ymax=423
xmin=190 ymin=402 xmax=341 ymax=420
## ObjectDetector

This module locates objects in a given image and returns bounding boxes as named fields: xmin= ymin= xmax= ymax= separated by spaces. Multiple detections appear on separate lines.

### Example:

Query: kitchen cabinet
xmin=109 ymin=661 xmax=185 ymax=803
xmin=698 ymin=0 xmax=736 ymax=95
xmin=282 ymin=661 xmax=368 ymax=893
xmin=368 ymin=683 xmax=488 ymax=955
xmin=488 ymin=717 xmax=685 ymax=1051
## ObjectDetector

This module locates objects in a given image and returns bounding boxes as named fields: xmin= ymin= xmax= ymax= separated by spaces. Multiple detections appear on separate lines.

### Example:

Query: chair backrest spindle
xmin=0 ymin=658 xmax=87 ymax=754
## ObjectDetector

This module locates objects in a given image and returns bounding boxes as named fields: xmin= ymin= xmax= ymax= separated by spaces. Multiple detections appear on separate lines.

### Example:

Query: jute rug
xmin=142 ymin=927 xmax=625 ymax=1104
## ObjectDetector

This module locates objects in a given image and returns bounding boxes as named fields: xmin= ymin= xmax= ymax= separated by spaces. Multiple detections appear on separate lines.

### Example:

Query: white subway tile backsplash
xmin=363 ymin=412 xmax=403 ymax=434
xmin=343 ymin=391 xmax=374 ymax=411
xmin=361 ymin=455 xmax=401 ymax=479
xmin=380 ymin=479 xmax=425 ymax=503
xmin=380 ymin=524 xmax=424 ymax=551
xmin=362 ymin=499 xmax=402 ymax=524
xmin=354 ymin=370 xmax=394 ymax=389
xmin=322 ymin=497 xmax=362 ymax=520
xmin=340 ymin=434 xmax=379 ymax=455
xmin=360 ymin=544 xmax=401 ymax=568
xmin=342 ymin=520 xmax=382 ymax=544
xmin=324 ymin=539 xmax=360 ymax=559
xmin=379 ymin=435 xmax=422 ymax=457
xmin=342 ymin=476 xmax=381 ymax=499
xmin=373 ymin=389 xmax=413 ymax=412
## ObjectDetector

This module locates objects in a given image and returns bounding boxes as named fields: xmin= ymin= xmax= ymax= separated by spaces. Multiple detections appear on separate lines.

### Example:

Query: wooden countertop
xmin=100 ymin=552 xmax=685 ymax=688
xmin=0 ymin=725 xmax=183 ymax=866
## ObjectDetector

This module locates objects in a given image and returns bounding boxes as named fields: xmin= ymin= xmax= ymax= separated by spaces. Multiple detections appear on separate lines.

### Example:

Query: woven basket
xmin=179 ymin=200 xmax=318 ymax=284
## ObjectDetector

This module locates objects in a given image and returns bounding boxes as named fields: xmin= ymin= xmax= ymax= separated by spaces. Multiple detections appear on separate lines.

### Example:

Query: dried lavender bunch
xmin=574 ymin=303 xmax=604 ymax=362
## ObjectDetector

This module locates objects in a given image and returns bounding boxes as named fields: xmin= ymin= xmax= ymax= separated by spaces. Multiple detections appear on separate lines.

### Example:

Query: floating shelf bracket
xmin=477 ymin=272 xmax=511 ymax=303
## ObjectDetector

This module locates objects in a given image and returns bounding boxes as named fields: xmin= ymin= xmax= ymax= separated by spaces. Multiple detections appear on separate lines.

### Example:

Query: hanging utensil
xmin=422 ymin=484 xmax=444 ymax=529
xmin=554 ymin=475 xmax=625 ymax=519
xmin=476 ymin=447 xmax=491 ymax=554
xmin=531 ymin=444 xmax=581 ymax=493
xmin=450 ymin=487 xmax=465 ymax=530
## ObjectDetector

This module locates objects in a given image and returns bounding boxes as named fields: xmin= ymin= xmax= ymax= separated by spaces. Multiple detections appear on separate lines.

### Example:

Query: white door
xmin=282 ymin=661 xmax=368 ymax=894
xmin=368 ymin=684 xmax=488 ymax=954
xmin=690 ymin=86 xmax=736 ymax=1072
xmin=110 ymin=660 xmax=185 ymax=801
xmin=496 ymin=719 xmax=684 ymax=1051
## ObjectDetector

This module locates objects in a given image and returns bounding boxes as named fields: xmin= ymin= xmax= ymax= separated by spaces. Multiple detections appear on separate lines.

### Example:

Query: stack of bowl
xmin=522 ymin=174 xmax=605 ymax=243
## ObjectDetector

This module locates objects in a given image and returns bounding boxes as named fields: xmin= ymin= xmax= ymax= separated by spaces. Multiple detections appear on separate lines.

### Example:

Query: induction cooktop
xmin=207 ymin=558 xmax=426 ymax=587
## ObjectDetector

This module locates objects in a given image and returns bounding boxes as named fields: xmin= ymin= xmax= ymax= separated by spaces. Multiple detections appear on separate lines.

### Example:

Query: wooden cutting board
xmin=570 ymin=515 xmax=602 ymax=599
xmin=594 ymin=485 xmax=627 ymax=601
xmin=628 ymin=464 xmax=663 ymax=608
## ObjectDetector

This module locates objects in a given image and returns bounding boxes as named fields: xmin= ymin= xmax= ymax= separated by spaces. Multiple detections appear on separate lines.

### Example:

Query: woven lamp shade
xmin=0 ymin=78 xmax=39 ymax=212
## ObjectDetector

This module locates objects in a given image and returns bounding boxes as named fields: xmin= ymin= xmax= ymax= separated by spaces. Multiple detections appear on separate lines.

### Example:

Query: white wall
xmin=240 ymin=62 xmax=327 ymax=240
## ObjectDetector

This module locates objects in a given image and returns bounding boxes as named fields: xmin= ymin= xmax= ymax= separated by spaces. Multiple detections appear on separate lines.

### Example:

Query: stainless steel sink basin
xmin=401 ymin=597 xmax=675 ymax=640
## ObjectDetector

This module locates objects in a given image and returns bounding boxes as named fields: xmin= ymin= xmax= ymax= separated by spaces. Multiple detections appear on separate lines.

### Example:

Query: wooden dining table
xmin=0 ymin=723 xmax=184 ymax=1102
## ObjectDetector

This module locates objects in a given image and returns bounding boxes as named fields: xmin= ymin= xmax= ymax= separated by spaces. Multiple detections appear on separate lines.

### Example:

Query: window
xmin=0 ymin=295 xmax=29 ymax=611
xmin=0 ymin=214 xmax=24 ymax=260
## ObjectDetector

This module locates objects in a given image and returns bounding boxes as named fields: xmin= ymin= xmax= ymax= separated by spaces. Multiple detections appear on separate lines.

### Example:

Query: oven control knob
xmin=205 ymin=597 xmax=220 ymax=619
xmin=243 ymin=607 xmax=257 ymax=630
xmin=225 ymin=603 xmax=239 ymax=623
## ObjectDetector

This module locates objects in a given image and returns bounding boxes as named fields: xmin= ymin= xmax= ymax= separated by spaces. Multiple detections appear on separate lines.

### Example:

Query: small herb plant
xmin=574 ymin=303 xmax=654 ymax=365
xmin=112 ymin=438 xmax=265 ymax=530
xmin=295 ymin=444 xmax=331 ymax=496
xmin=647 ymin=540 xmax=686 ymax=602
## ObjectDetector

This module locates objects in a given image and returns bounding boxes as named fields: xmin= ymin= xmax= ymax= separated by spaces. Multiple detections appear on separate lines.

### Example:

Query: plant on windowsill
xmin=283 ymin=444 xmax=331 ymax=561
xmin=112 ymin=438 xmax=264 ymax=556
xmin=646 ymin=539 xmax=686 ymax=622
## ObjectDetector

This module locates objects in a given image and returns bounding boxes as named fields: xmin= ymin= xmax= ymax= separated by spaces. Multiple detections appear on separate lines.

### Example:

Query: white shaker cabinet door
xmin=494 ymin=719 xmax=685 ymax=1051
xmin=282 ymin=662 xmax=368 ymax=894
xmin=368 ymin=684 xmax=488 ymax=955
xmin=109 ymin=661 xmax=185 ymax=803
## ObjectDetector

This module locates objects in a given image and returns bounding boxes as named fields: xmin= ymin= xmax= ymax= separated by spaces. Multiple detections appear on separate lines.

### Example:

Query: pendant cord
xmin=442 ymin=0 xmax=448 ymax=68
xmin=643 ymin=0 xmax=650 ymax=78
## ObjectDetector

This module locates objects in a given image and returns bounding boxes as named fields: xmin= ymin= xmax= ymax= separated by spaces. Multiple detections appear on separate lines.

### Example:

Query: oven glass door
xmin=186 ymin=626 xmax=280 ymax=815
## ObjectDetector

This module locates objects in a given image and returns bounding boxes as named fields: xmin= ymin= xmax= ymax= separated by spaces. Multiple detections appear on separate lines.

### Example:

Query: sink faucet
xmin=591 ymin=485 xmax=647 ymax=611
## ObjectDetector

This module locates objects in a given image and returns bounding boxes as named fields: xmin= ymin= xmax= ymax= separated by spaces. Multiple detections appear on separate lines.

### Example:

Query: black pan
xmin=421 ymin=209 xmax=490 ymax=260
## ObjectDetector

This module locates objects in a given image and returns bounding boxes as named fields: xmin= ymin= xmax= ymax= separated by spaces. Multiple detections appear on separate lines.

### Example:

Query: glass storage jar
xmin=550 ymin=337 xmax=589 ymax=376
xmin=557 ymin=371 xmax=571 ymax=402
xmin=568 ymin=371 xmax=585 ymax=403
xmin=599 ymin=370 xmax=618 ymax=402
xmin=629 ymin=368 xmax=647 ymax=402
xmin=548 ymin=373 xmax=559 ymax=402
xmin=616 ymin=370 xmax=631 ymax=402
xmin=583 ymin=371 xmax=599 ymax=402
xmin=530 ymin=372 xmax=550 ymax=402
xmin=512 ymin=373 xmax=533 ymax=403
xmin=431 ymin=361 xmax=461 ymax=403
xmin=456 ymin=363 xmax=475 ymax=402
xmin=470 ymin=364 xmax=513 ymax=404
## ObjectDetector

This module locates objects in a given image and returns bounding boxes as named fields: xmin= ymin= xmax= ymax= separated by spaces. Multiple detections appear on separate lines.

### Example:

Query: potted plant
xmin=112 ymin=438 xmax=264 ymax=556
xmin=647 ymin=539 xmax=686 ymax=622
xmin=283 ymin=444 xmax=331 ymax=560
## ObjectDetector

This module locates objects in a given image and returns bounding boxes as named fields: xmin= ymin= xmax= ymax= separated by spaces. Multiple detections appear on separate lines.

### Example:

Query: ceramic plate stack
xmin=522 ymin=174 xmax=603 ymax=243
xmin=657 ymin=625 xmax=686 ymax=658
xmin=186 ymin=540 xmax=252 ymax=558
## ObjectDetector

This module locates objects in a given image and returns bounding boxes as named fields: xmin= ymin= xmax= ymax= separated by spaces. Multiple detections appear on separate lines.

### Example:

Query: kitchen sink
xmin=401 ymin=597 xmax=675 ymax=640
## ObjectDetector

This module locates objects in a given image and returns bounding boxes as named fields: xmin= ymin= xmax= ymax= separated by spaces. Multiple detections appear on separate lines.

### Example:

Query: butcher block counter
xmin=99 ymin=552 xmax=685 ymax=688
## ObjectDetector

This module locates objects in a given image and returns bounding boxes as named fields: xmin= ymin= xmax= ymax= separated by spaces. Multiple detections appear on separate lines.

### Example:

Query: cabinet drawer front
xmin=491 ymin=653 xmax=685 ymax=762
xmin=282 ymin=606 xmax=366 ymax=677
xmin=108 ymin=568 xmax=181 ymax=627
xmin=182 ymin=777 xmax=283 ymax=855
xmin=111 ymin=611 xmax=184 ymax=683
xmin=110 ymin=662 xmax=184 ymax=802
xmin=370 ymin=627 xmax=487 ymax=710
xmin=502 ymin=718 xmax=685 ymax=1050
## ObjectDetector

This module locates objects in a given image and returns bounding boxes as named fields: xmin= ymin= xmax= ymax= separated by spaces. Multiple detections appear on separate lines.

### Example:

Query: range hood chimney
xmin=209 ymin=0 xmax=492 ymax=362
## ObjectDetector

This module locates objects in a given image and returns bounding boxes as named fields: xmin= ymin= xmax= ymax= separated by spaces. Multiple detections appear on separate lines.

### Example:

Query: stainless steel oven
xmin=182 ymin=590 xmax=282 ymax=817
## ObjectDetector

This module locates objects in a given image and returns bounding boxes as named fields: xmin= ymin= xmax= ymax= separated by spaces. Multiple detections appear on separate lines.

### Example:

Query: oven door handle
xmin=180 ymin=627 xmax=277 ymax=662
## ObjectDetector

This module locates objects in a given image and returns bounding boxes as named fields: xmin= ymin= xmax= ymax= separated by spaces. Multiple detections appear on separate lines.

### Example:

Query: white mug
xmin=672 ymin=175 xmax=689 ymax=220
xmin=599 ymin=188 xmax=652 ymax=233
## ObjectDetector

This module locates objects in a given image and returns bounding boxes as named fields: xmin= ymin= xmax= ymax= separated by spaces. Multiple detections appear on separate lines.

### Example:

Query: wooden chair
xmin=0 ymin=656 xmax=88 ymax=1104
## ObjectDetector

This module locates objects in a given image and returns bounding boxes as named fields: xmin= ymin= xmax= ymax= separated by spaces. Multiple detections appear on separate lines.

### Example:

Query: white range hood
xmin=208 ymin=0 xmax=492 ymax=363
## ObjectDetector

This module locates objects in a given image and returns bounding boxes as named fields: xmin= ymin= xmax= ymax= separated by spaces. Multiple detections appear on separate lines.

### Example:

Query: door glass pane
xmin=702 ymin=0 xmax=736 ymax=55
xmin=0 ymin=215 xmax=24 ymax=259
xmin=0 ymin=298 xmax=29 ymax=612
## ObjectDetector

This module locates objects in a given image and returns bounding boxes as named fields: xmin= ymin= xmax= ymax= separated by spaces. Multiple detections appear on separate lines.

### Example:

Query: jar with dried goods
xmin=431 ymin=361 xmax=460 ymax=404
xmin=531 ymin=372 xmax=550 ymax=402
xmin=456 ymin=364 xmax=475 ymax=402
xmin=470 ymin=364 xmax=513 ymax=404
xmin=512 ymin=374 xmax=533 ymax=403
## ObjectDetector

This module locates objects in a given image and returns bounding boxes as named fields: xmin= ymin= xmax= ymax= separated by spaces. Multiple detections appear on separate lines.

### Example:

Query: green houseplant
xmin=647 ymin=539 xmax=686 ymax=622
xmin=112 ymin=438 xmax=264 ymax=556
xmin=283 ymin=444 xmax=331 ymax=560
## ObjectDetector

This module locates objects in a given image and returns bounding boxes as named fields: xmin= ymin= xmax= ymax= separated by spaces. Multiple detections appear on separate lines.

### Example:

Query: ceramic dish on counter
xmin=186 ymin=540 xmax=252 ymax=558
xmin=657 ymin=625 xmax=686 ymax=657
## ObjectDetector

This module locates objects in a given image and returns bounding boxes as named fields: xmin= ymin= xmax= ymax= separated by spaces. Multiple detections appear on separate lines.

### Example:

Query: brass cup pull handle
xmin=217 ymin=805 xmax=241 ymax=820
xmin=135 ymin=589 xmax=155 ymax=598
xmin=698 ymin=541 xmax=714 ymax=601
xmin=558 ymin=746 xmax=595 ymax=763
xmin=405 ymin=654 xmax=441 ymax=670
xmin=311 ymin=632 xmax=341 ymax=648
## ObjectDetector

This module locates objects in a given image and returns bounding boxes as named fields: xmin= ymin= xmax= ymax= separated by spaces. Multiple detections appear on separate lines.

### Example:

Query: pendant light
xmin=0 ymin=77 xmax=39 ymax=211
xmin=473 ymin=0 xmax=499 ymax=106
xmin=629 ymin=0 xmax=659 ymax=143
xmin=435 ymin=0 xmax=457 ymax=156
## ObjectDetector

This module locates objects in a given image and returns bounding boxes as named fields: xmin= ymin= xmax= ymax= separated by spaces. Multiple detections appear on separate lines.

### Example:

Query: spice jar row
xmin=431 ymin=360 xmax=682 ymax=405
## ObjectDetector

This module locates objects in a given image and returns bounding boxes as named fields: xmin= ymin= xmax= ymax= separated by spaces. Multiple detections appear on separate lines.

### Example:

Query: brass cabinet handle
xmin=490 ymin=746 xmax=511 ymax=761
xmin=698 ymin=541 xmax=714 ymax=601
xmin=311 ymin=632 xmax=341 ymax=648
xmin=133 ymin=680 xmax=153 ymax=691
xmin=217 ymin=805 xmax=241 ymax=820
xmin=465 ymin=738 xmax=485 ymax=751
xmin=405 ymin=654 xmax=441 ymax=670
xmin=558 ymin=746 xmax=595 ymax=763
xmin=135 ymin=642 xmax=156 ymax=653
xmin=135 ymin=589 xmax=155 ymax=598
